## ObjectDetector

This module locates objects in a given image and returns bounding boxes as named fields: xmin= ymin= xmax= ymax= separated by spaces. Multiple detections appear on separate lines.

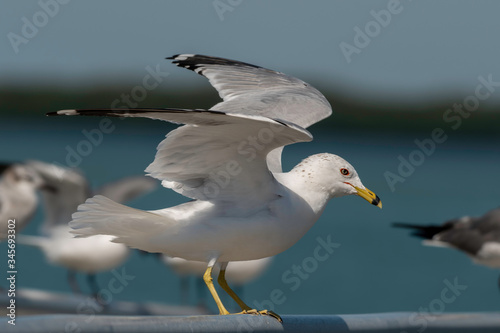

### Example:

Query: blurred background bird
xmin=0 ymin=162 xmax=55 ymax=241
xmin=393 ymin=207 xmax=500 ymax=287
xmin=17 ymin=161 xmax=157 ymax=298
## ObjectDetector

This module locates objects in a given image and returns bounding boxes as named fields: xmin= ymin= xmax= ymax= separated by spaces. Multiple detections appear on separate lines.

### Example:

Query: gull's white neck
xmin=274 ymin=168 xmax=330 ymax=216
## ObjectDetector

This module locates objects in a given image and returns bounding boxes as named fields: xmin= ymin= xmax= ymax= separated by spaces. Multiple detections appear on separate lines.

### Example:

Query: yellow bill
xmin=354 ymin=186 xmax=382 ymax=209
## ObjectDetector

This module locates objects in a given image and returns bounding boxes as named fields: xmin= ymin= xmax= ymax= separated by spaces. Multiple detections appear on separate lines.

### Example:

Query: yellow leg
xmin=203 ymin=265 xmax=230 ymax=315
xmin=217 ymin=267 xmax=252 ymax=311
xmin=217 ymin=263 xmax=282 ymax=323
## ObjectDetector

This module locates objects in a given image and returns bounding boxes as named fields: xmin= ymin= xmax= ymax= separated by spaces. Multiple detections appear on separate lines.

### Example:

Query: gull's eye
xmin=340 ymin=168 xmax=350 ymax=176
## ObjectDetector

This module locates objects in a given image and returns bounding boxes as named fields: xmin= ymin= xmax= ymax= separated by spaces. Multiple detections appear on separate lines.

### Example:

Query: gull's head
xmin=292 ymin=153 xmax=382 ymax=208
xmin=1 ymin=164 xmax=56 ymax=193
xmin=2 ymin=164 xmax=39 ymax=189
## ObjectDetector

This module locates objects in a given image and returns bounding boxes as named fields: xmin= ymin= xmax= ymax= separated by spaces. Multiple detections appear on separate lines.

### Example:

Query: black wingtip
xmin=167 ymin=54 xmax=262 ymax=73
xmin=392 ymin=222 xmax=449 ymax=240
xmin=46 ymin=111 xmax=59 ymax=116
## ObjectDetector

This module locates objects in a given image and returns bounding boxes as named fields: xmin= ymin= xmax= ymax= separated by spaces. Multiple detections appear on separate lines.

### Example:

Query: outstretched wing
xmin=169 ymin=54 xmax=331 ymax=171
xmin=49 ymin=108 xmax=312 ymax=207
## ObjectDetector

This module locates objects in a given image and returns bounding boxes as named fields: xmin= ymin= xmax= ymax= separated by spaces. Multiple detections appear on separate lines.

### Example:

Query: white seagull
xmin=0 ymin=162 xmax=52 ymax=240
xmin=49 ymin=54 xmax=382 ymax=321
xmin=393 ymin=208 xmax=500 ymax=270
xmin=17 ymin=161 xmax=156 ymax=297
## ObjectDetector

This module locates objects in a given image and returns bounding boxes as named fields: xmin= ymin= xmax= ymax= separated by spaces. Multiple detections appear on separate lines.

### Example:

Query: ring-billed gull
xmin=17 ymin=161 xmax=156 ymax=297
xmin=48 ymin=54 xmax=382 ymax=321
xmin=393 ymin=208 xmax=500 ymax=272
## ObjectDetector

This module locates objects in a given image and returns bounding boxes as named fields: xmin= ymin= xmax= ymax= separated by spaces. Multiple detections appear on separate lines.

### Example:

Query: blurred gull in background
xmin=394 ymin=207 xmax=500 ymax=285
xmin=0 ymin=162 xmax=54 ymax=241
xmin=17 ymin=161 xmax=157 ymax=297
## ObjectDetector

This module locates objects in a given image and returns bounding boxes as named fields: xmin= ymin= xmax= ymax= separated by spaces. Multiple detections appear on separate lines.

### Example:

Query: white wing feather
xmin=54 ymin=109 xmax=312 ymax=206
xmin=169 ymin=54 xmax=332 ymax=172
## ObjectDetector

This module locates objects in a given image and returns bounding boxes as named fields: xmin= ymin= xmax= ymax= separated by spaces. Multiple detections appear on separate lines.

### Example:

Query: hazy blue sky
xmin=2 ymin=0 xmax=500 ymax=100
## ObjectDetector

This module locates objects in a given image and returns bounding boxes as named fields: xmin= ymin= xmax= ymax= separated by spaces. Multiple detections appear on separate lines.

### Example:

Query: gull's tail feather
xmin=70 ymin=195 xmax=172 ymax=252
